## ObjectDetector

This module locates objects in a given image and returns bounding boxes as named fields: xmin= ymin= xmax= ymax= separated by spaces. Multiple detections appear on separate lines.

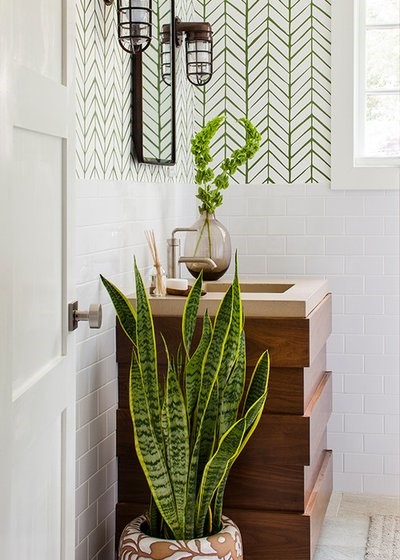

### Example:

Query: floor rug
xmin=365 ymin=515 xmax=400 ymax=560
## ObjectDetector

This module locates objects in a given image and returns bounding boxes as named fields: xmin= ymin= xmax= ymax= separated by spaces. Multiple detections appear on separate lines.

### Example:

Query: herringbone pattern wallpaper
xmin=194 ymin=0 xmax=331 ymax=184
xmin=76 ymin=0 xmax=331 ymax=184
xmin=75 ymin=0 xmax=193 ymax=182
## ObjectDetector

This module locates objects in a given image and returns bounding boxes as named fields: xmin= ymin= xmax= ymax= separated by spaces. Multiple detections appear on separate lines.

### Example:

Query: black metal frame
xmin=104 ymin=0 xmax=213 ymax=166
xmin=185 ymin=31 xmax=213 ymax=86
xmin=131 ymin=8 xmax=176 ymax=165
xmin=116 ymin=0 xmax=152 ymax=54
xmin=161 ymin=19 xmax=213 ymax=87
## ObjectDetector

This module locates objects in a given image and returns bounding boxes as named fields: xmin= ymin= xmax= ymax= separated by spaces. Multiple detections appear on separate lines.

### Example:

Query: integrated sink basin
xmin=204 ymin=282 xmax=294 ymax=294
xmin=132 ymin=277 xmax=330 ymax=318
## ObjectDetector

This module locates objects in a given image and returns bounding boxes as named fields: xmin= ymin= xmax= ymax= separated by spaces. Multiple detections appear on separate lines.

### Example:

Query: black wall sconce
xmin=104 ymin=0 xmax=213 ymax=165
xmin=103 ymin=0 xmax=152 ymax=54
xmin=161 ymin=18 xmax=213 ymax=87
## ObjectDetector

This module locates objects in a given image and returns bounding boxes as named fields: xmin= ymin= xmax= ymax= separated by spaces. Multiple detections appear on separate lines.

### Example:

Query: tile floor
xmin=314 ymin=492 xmax=400 ymax=560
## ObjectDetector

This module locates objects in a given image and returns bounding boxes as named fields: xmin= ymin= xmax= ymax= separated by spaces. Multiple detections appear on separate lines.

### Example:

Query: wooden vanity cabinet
xmin=115 ymin=293 xmax=332 ymax=560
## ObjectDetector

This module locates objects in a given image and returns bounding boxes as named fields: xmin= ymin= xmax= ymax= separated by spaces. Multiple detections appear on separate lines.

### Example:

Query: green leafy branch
xmin=191 ymin=116 xmax=262 ymax=214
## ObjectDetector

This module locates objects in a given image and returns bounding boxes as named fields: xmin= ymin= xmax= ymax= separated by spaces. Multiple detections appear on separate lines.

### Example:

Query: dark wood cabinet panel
xmin=115 ymin=293 xmax=333 ymax=559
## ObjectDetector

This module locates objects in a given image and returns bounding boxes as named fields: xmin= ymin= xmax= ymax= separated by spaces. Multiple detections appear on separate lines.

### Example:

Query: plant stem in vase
xmin=188 ymin=115 xmax=262 ymax=280
xmin=184 ymin=212 xmax=231 ymax=281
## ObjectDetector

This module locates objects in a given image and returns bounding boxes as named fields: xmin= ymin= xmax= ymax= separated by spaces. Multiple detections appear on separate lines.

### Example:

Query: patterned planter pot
xmin=119 ymin=514 xmax=243 ymax=560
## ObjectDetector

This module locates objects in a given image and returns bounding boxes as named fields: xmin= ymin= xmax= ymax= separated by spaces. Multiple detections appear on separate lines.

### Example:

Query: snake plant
xmin=100 ymin=257 xmax=270 ymax=540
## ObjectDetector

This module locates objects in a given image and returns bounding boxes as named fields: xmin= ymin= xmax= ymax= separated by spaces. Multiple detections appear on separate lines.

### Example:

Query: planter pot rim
xmin=119 ymin=514 xmax=243 ymax=560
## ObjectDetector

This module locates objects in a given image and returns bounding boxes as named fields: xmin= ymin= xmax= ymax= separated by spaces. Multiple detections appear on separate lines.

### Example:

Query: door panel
xmin=0 ymin=0 xmax=76 ymax=558
xmin=12 ymin=414 xmax=63 ymax=558
xmin=14 ymin=67 xmax=68 ymax=137
xmin=11 ymin=128 xmax=63 ymax=394
xmin=13 ymin=0 xmax=63 ymax=83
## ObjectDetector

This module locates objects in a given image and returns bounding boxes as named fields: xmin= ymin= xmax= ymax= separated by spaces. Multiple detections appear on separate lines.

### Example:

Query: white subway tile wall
xmin=75 ymin=180 xmax=399 ymax=559
xmin=75 ymin=179 xmax=197 ymax=560
xmin=218 ymin=183 xmax=399 ymax=498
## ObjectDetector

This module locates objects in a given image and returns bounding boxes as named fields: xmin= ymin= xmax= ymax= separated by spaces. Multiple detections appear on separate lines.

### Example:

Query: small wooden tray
xmin=166 ymin=286 xmax=207 ymax=297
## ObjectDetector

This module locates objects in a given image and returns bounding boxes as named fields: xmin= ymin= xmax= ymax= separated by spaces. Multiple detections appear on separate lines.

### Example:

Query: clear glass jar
xmin=149 ymin=265 xmax=166 ymax=297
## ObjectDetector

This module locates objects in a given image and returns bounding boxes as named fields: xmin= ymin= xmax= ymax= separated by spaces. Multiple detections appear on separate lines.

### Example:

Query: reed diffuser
xmin=145 ymin=230 xmax=166 ymax=297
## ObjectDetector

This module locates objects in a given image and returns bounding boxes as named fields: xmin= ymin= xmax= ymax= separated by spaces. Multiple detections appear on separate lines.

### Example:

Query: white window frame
xmin=331 ymin=0 xmax=400 ymax=190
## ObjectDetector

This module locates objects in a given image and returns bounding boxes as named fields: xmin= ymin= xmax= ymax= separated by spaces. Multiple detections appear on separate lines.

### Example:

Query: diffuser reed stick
xmin=145 ymin=230 xmax=166 ymax=297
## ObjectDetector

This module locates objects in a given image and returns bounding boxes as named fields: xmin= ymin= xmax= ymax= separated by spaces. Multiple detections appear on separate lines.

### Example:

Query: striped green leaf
xmin=102 ymin=257 xmax=270 ymax=540
xmin=100 ymin=274 xmax=137 ymax=345
xmin=182 ymin=272 xmax=203 ymax=357
xmin=216 ymin=257 xmax=242 ymax=404
xmin=194 ymin=285 xmax=233 ymax=435
xmin=164 ymin=345 xmax=190 ymax=537
xmin=212 ymin=356 xmax=267 ymax=533
xmin=134 ymin=261 xmax=163 ymax=448
xmin=211 ymin=473 xmax=228 ymax=534
xmin=197 ymin=384 xmax=218 ymax=484
xmin=194 ymin=0 xmax=331 ymax=183
xmin=184 ymin=435 xmax=199 ymax=537
xmin=129 ymin=349 xmax=179 ymax=536
xmin=185 ymin=311 xmax=213 ymax=422
xmin=195 ymin=417 xmax=247 ymax=537
xmin=219 ymin=331 xmax=246 ymax=438
xmin=243 ymin=350 xmax=270 ymax=415
xmin=241 ymin=350 xmax=270 ymax=450
xmin=239 ymin=388 xmax=269 ymax=458
xmin=185 ymin=285 xmax=235 ymax=536
xmin=186 ymin=286 xmax=234 ymax=536
xmin=148 ymin=496 xmax=162 ymax=537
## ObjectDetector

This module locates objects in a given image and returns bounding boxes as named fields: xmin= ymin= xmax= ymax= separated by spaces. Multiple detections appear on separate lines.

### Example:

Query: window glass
xmin=366 ymin=0 xmax=400 ymax=25
xmin=359 ymin=0 xmax=400 ymax=159
xmin=365 ymin=94 xmax=400 ymax=156
xmin=331 ymin=0 xmax=400 ymax=189
xmin=366 ymin=28 xmax=400 ymax=90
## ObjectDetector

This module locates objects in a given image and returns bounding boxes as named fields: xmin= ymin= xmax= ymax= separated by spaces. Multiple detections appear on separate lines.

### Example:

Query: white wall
xmin=74 ymin=179 xmax=197 ymax=560
xmin=74 ymin=178 xmax=399 ymax=560
xmin=217 ymin=183 xmax=400 ymax=496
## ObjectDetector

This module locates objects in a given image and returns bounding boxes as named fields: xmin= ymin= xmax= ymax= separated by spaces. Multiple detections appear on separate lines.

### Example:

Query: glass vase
xmin=184 ymin=212 xmax=231 ymax=281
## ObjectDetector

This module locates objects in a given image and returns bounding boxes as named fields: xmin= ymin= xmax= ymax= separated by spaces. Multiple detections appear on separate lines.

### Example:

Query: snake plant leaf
xmin=240 ymin=351 xmax=270 ymax=452
xmin=195 ymin=417 xmax=247 ymax=537
xmin=100 ymin=274 xmax=137 ymax=345
xmin=194 ymin=284 xmax=233 ymax=438
xmin=219 ymin=330 xmax=246 ymax=438
xmin=185 ymin=430 xmax=200 ymax=538
xmin=163 ymin=338 xmax=190 ymax=534
xmin=211 ymin=473 xmax=228 ymax=534
xmin=243 ymin=349 xmax=270 ymax=415
xmin=197 ymin=383 xmax=218 ymax=483
xmin=133 ymin=260 xmax=163 ymax=448
xmin=216 ymin=260 xmax=242 ymax=405
xmin=129 ymin=349 xmax=180 ymax=536
xmin=183 ymin=387 xmax=219 ymax=536
xmin=182 ymin=271 xmax=203 ymax=357
xmin=187 ymin=284 xmax=234 ymax=535
xmin=213 ymin=348 xmax=268 ymax=533
xmin=184 ymin=310 xmax=212 ymax=422
xmin=148 ymin=496 xmax=162 ymax=537
xmin=212 ymin=387 xmax=267 ymax=534
xmin=239 ymin=390 xmax=269 ymax=461
xmin=161 ymin=396 xmax=169 ymax=470
xmin=102 ymin=257 xmax=271 ymax=541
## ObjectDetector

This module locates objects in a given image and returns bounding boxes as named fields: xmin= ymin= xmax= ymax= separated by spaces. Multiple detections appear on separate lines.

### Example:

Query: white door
xmin=0 ymin=0 xmax=76 ymax=558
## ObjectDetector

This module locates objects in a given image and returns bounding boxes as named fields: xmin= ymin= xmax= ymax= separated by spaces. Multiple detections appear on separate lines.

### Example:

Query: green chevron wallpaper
xmin=76 ymin=0 xmax=331 ymax=184
xmin=194 ymin=0 xmax=331 ymax=184
xmin=75 ymin=0 xmax=194 ymax=182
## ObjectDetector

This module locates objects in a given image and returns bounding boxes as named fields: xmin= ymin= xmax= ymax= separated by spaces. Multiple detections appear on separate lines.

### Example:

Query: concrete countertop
xmin=130 ymin=277 xmax=330 ymax=318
